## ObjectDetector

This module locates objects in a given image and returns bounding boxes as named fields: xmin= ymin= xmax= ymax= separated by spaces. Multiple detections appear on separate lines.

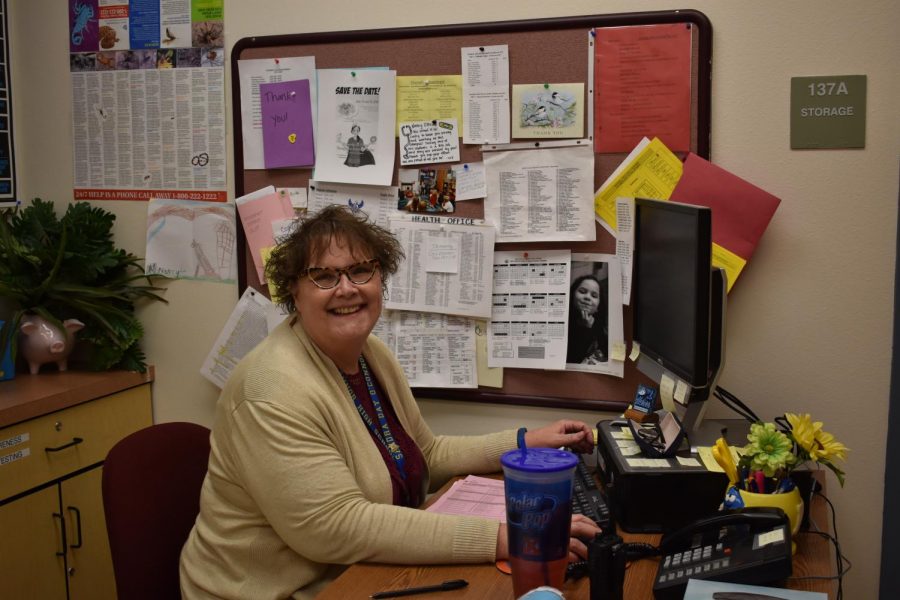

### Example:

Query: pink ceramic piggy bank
xmin=19 ymin=316 xmax=85 ymax=375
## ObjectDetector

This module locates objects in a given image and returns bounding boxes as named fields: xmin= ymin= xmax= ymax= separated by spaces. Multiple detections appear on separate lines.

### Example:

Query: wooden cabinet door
xmin=0 ymin=384 xmax=153 ymax=501
xmin=62 ymin=468 xmax=117 ymax=600
xmin=0 ymin=485 xmax=67 ymax=599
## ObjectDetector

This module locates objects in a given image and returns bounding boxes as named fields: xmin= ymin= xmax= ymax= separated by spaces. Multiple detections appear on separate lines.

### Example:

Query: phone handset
xmin=659 ymin=507 xmax=788 ymax=554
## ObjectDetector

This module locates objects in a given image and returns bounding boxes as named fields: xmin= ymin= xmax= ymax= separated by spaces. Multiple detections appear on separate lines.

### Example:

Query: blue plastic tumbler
xmin=501 ymin=447 xmax=578 ymax=597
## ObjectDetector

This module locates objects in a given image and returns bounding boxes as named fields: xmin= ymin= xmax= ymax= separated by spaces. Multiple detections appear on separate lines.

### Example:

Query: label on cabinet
xmin=0 ymin=432 xmax=29 ymax=450
xmin=0 ymin=447 xmax=30 ymax=466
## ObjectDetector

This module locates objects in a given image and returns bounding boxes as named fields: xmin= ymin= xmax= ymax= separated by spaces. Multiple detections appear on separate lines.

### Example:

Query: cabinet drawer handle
xmin=53 ymin=512 xmax=67 ymax=557
xmin=45 ymin=437 xmax=84 ymax=453
xmin=67 ymin=506 xmax=83 ymax=549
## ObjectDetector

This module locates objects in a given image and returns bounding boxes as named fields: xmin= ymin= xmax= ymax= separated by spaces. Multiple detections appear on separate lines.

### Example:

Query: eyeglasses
xmin=634 ymin=424 xmax=665 ymax=450
xmin=300 ymin=258 xmax=380 ymax=289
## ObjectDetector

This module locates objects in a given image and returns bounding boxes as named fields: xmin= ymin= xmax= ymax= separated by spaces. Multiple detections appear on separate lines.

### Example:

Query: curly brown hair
xmin=265 ymin=205 xmax=405 ymax=313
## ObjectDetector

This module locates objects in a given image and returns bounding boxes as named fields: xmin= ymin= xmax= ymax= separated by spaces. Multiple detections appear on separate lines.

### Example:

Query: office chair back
xmin=102 ymin=422 xmax=211 ymax=600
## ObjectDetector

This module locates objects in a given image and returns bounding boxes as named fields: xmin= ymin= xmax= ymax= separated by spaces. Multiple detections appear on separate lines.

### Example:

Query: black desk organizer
xmin=595 ymin=419 xmax=727 ymax=533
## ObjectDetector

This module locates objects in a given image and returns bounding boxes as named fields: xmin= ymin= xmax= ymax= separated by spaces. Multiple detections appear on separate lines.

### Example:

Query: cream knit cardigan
xmin=180 ymin=317 xmax=516 ymax=599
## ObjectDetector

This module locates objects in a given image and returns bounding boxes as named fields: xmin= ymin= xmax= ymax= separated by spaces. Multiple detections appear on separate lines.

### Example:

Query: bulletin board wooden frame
xmin=231 ymin=9 xmax=712 ymax=411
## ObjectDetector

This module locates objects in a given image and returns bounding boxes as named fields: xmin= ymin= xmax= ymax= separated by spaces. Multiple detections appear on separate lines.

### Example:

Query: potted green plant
xmin=0 ymin=199 xmax=167 ymax=373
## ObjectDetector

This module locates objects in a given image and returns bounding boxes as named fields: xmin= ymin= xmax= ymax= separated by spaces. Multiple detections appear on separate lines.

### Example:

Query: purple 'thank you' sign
xmin=261 ymin=79 xmax=315 ymax=169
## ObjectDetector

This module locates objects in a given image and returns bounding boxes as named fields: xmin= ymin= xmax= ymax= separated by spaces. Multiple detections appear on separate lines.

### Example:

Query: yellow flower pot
xmin=728 ymin=486 xmax=804 ymax=554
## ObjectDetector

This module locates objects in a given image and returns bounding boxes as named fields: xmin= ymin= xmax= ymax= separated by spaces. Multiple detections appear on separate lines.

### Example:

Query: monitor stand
xmin=679 ymin=400 xmax=752 ymax=450
xmin=674 ymin=266 xmax=748 ymax=449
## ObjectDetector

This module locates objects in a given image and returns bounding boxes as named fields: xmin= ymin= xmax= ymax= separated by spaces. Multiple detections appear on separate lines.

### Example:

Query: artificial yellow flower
xmin=785 ymin=413 xmax=821 ymax=455
xmin=811 ymin=428 xmax=849 ymax=462
xmin=786 ymin=412 xmax=848 ymax=463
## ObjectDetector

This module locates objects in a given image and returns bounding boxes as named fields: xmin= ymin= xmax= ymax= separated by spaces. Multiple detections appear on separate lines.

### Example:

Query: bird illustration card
xmin=260 ymin=79 xmax=315 ymax=168
xmin=512 ymin=83 xmax=585 ymax=139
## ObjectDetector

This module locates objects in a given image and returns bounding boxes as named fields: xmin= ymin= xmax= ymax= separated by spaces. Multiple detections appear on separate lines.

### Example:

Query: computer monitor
xmin=632 ymin=197 xmax=727 ymax=445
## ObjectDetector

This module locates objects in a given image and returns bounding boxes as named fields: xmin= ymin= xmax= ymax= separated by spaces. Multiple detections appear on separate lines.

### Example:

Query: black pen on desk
xmin=370 ymin=578 xmax=468 ymax=599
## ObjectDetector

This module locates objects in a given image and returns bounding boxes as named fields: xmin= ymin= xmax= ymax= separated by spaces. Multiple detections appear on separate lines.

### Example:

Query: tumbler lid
xmin=500 ymin=447 xmax=578 ymax=472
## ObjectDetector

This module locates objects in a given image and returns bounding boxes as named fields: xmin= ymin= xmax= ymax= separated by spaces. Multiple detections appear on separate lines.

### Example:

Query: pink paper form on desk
xmin=426 ymin=475 xmax=506 ymax=522
xmin=235 ymin=185 xmax=294 ymax=283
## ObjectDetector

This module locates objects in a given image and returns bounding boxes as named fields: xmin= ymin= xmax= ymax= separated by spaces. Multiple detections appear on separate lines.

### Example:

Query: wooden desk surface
xmin=318 ymin=472 xmax=837 ymax=599
xmin=0 ymin=367 xmax=154 ymax=428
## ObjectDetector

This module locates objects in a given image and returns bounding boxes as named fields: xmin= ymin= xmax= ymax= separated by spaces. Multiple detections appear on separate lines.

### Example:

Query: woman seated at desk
xmin=179 ymin=206 xmax=601 ymax=600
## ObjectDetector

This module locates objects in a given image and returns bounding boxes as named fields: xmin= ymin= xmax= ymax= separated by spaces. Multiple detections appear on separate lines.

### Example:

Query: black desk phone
xmin=653 ymin=507 xmax=792 ymax=600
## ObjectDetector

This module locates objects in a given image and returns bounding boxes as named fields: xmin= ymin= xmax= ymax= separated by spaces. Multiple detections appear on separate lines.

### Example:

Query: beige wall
xmin=9 ymin=1 xmax=899 ymax=597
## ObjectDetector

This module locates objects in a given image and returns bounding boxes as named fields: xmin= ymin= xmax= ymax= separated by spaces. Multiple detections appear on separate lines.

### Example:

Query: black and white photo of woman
xmin=566 ymin=262 xmax=609 ymax=365
xmin=340 ymin=124 xmax=376 ymax=167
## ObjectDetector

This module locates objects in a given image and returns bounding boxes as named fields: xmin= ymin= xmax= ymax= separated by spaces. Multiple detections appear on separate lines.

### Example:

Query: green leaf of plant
xmin=1 ymin=199 xmax=166 ymax=372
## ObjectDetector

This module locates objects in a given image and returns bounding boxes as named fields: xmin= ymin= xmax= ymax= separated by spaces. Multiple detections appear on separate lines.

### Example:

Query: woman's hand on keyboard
xmin=568 ymin=513 xmax=603 ymax=561
xmin=495 ymin=514 xmax=601 ymax=562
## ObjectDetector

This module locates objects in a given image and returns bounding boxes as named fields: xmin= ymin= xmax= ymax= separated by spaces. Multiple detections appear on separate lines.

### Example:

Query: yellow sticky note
xmin=712 ymin=243 xmax=746 ymax=293
xmin=697 ymin=446 xmax=723 ymax=472
xmin=659 ymin=373 xmax=676 ymax=412
xmin=697 ymin=445 xmax=744 ymax=472
xmin=629 ymin=341 xmax=641 ymax=362
xmin=610 ymin=341 xmax=626 ymax=362
xmin=758 ymin=529 xmax=786 ymax=548
xmin=619 ymin=445 xmax=642 ymax=457
xmin=611 ymin=428 xmax=634 ymax=440
xmin=676 ymin=456 xmax=702 ymax=467
xmin=475 ymin=320 xmax=503 ymax=388
xmin=674 ymin=379 xmax=689 ymax=404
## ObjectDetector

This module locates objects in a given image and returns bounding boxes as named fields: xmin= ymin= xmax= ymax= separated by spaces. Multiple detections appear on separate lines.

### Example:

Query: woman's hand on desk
xmin=495 ymin=515 xmax=602 ymax=561
xmin=525 ymin=420 xmax=595 ymax=454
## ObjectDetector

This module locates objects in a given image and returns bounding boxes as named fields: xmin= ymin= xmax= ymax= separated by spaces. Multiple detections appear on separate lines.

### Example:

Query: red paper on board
xmin=593 ymin=23 xmax=692 ymax=154
xmin=670 ymin=153 xmax=781 ymax=261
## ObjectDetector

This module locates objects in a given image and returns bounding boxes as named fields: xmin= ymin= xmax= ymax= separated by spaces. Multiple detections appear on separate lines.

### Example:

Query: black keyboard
xmin=571 ymin=454 xmax=611 ymax=530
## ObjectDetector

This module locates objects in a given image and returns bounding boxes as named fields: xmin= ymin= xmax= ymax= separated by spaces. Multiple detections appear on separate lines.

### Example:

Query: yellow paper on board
xmin=396 ymin=76 xmax=463 ymax=137
xmin=260 ymin=246 xmax=278 ymax=300
xmin=593 ymin=137 xmax=683 ymax=231
xmin=475 ymin=320 xmax=503 ymax=388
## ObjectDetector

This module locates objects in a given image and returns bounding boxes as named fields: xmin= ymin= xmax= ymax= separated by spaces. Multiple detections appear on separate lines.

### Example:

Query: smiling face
xmin=292 ymin=236 xmax=383 ymax=372
xmin=573 ymin=278 xmax=601 ymax=315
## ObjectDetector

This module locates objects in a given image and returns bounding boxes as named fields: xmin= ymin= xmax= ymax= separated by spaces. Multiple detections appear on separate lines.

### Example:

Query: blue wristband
xmin=517 ymin=427 xmax=528 ymax=450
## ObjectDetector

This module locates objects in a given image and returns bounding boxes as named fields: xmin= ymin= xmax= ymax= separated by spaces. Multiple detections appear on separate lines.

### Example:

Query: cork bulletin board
xmin=231 ymin=10 xmax=712 ymax=411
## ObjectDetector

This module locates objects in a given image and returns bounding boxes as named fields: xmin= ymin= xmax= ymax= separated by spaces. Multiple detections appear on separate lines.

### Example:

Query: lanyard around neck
xmin=343 ymin=357 xmax=406 ymax=479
